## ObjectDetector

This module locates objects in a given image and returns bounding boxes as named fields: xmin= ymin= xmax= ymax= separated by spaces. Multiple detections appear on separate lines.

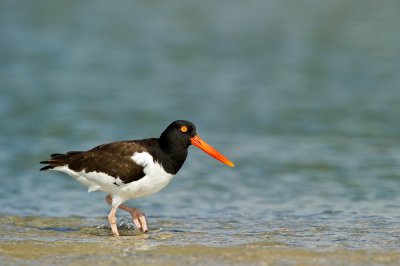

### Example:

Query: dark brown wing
xmin=40 ymin=140 xmax=150 ymax=183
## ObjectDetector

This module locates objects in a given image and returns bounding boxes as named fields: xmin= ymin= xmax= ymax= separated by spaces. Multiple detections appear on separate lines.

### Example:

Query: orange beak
xmin=190 ymin=135 xmax=235 ymax=167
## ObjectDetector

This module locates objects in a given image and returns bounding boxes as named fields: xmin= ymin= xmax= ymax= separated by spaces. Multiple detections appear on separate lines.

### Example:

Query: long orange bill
xmin=190 ymin=135 xmax=235 ymax=167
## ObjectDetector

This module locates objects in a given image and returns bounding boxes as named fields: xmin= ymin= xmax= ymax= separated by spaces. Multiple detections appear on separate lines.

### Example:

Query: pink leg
xmin=108 ymin=206 xmax=119 ymax=237
xmin=105 ymin=195 xmax=148 ymax=233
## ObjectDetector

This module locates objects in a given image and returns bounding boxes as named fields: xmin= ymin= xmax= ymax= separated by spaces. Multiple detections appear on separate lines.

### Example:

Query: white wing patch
xmin=131 ymin=152 xmax=152 ymax=167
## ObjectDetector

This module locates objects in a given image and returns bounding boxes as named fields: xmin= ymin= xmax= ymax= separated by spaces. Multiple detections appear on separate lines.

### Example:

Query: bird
xmin=40 ymin=120 xmax=234 ymax=236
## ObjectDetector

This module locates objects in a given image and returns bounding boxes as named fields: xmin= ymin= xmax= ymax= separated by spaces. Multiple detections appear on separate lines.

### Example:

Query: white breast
xmin=124 ymin=151 xmax=174 ymax=199
xmin=52 ymin=151 xmax=174 ymax=201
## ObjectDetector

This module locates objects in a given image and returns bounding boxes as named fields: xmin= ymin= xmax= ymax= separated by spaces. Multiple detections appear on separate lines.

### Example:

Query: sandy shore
xmin=1 ymin=215 xmax=399 ymax=266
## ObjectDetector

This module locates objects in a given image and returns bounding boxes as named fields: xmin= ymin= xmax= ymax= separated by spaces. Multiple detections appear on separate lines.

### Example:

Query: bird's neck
xmin=157 ymin=137 xmax=188 ymax=174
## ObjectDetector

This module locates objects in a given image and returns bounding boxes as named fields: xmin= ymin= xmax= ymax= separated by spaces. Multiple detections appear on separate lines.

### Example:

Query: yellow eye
xmin=180 ymin=126 xmax=188 ymax=133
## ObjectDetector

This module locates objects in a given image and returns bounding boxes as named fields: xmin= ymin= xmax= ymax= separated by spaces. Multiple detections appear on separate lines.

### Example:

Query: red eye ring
xmin=180 ymin=126 xmax=188 ymax=133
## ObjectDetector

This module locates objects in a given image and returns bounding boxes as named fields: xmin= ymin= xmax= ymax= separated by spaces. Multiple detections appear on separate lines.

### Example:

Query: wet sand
xmin=2 ymin=240 xmax=400 ymax=266
xmin=1 ymin=215 xmax=399 ymax=266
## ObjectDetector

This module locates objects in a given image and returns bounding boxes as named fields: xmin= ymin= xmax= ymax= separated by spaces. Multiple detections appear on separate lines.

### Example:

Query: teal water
xmin=1 ymin=0 xmax=400 ymax=264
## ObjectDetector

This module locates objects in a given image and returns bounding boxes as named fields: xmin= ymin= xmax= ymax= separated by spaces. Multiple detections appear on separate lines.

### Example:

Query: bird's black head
xmin=159 ymin=120 xmax=235 ymax=167
xmin=159 ymin=120 xmax=197 ymax=151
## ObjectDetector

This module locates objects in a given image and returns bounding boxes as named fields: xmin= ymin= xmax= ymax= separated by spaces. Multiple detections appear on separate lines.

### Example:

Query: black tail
xmin=39 ymin=164 xmax=56 ymax=171
xmin=40 ymin=151 xmax=83 ymax=171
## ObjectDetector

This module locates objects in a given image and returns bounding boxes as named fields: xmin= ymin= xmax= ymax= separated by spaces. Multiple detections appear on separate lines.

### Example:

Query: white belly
xmin=53 ymin=152 xmax=174 ymax=201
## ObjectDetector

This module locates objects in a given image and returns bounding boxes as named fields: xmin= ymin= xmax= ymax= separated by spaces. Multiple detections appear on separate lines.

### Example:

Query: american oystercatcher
xmin=40 ymin=120 xmax=234 ymax=236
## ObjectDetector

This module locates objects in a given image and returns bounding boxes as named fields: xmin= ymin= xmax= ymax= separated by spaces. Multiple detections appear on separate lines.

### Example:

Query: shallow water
xmin=1 ymin=0 xmax=400 ymax=265
xmin=1 ymin=215 xmax=400 ymax=266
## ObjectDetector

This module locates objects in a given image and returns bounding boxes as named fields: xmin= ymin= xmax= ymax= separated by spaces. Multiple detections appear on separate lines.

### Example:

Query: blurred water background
xmin=1 ymin=0 xmax=400 ymax=265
